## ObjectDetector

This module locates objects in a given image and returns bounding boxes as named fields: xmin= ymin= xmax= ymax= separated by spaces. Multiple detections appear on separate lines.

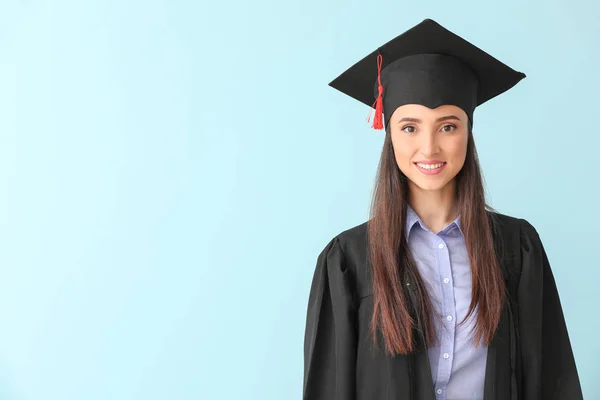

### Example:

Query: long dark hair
xmin=367 ymin=124 xmax=506 ymax=356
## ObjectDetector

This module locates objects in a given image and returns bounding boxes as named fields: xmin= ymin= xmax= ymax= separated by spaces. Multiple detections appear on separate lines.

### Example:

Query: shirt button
xmin=437 ymin=389 xmax=443 ymax=394
xmin=443 ymin=278 xmax=450 ymax=283
xmin=438 ymin=243 xmax=444 ymax=249
xmin=446 ymin=315 xmax=453 ymax=321
xmin=443 ymin=353 xmax=449 ymax=359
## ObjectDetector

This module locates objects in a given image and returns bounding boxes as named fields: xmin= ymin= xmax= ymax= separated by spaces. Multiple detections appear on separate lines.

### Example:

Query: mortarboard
xmin=328 ymin=18 xmax=526 ymax=130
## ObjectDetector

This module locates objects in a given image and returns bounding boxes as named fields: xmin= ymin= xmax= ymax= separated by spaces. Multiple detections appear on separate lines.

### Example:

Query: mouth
xmin=414 ymin=161 xmax=447 ymax=175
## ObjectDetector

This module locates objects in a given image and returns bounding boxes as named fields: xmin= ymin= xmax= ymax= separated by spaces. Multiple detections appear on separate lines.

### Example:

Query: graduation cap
xmin=329 ymin=18 xmax=526 ymax=130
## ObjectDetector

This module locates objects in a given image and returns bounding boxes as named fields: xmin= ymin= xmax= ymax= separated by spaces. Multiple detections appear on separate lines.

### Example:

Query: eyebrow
xmin=397 ymin=115 xmax=462 ymax=123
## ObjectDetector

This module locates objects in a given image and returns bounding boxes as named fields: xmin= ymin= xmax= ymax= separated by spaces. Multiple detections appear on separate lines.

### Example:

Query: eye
xmin=441 ymin=124 xmax=457 ymax=132
xmin=401 ymin=125 xmax=416 ymax=134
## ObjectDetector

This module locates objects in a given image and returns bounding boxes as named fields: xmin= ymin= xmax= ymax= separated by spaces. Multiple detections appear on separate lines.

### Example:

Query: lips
xmin=414 ymin=161 xmax=447 ymax=175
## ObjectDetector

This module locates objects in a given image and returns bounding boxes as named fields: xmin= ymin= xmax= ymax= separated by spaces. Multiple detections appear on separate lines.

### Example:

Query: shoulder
xmin=486 ymin=209 xmax=546 ymax=278
xmin=336 ymin=220 xmax=369 ymax=248
xmin=486 ymin=208 xmax=523 ymax=231
xmin=316 ymin=221 xmax=369 ymax=253
xmin=332 ymin=221 xmax=370 ymax=268
xmin=486 ymin=208 xmax=541 ymax=244
xmin=314 ymin=221 xmax=369 ymax=271
xmin=316 ymin=212 xmax=544 ymax=291
xmin=324 ymin=211 xmax=541 ymax=251
xmin=315 ymin=221 xmax=371 ymax=297
xmin=317 ymin=220 xmax=368 ymax=253
xmin=323 ymin=211 xmax=543 ymax=256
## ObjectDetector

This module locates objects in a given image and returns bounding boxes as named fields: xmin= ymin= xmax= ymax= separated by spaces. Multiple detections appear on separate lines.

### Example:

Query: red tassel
xmin=370 ymin=54 xmax=384 ymax=130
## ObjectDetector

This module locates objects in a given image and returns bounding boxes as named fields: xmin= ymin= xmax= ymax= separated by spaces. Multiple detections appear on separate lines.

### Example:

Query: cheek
xmin=391 ymin=137 xmax=413 ymax=165
xmin=447 ymin=136 xmax=468 ymax=161
xmin=391 ymin=133 xmax=411 ymax=153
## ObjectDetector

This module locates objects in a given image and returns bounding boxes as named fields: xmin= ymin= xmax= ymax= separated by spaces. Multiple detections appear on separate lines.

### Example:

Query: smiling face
xmin=389 ymin=104 xmax=469 ymax=194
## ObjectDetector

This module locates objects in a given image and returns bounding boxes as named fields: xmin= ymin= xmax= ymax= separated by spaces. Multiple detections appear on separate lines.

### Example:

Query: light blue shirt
xmin=405 ymin=204 xmax=488 ymax=400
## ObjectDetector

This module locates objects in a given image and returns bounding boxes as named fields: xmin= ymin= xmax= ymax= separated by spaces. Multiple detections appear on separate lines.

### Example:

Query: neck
xmin=407 ymin=180 xmax=459 ymax=234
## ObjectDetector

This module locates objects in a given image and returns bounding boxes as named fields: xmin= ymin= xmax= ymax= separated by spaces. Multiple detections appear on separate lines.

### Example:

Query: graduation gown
xmin=302 ymin=211 xmax=583 ymax=400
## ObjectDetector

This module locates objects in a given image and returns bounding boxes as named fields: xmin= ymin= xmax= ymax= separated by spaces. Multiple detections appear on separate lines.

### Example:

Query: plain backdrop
xmin=0 ymin=0 xmax=598 ymax=399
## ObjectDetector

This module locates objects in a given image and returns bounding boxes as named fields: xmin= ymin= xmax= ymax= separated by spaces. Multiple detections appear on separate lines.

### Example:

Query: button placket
xmin=435 ymin=237 xmax=455 ymax=390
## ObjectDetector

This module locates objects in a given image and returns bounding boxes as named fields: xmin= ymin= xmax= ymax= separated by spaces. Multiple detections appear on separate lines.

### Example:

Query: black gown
xmin=302 ymin=211 xmax=583 ymax=400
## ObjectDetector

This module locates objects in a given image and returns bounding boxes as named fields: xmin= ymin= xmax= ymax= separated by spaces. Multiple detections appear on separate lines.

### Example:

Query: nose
xmin=419 ymin=130 xmax=439 ymax=157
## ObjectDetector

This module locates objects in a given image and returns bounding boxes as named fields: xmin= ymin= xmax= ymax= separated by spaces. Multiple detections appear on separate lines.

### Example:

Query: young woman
xmin=302 ymin=19 xmax=583 ymax=400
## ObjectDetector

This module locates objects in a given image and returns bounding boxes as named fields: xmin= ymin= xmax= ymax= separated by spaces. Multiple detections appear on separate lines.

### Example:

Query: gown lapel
xmin=483 ymin=212 xmax=522 ymax=400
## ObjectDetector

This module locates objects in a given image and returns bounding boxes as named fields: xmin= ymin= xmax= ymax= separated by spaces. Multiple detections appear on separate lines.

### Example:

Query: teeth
xmin=417 ymin=162 xmax=444 ymax=170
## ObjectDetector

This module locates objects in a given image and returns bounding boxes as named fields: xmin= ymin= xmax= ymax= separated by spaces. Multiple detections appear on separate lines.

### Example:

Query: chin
xmin=417 ymin=182 xmax=448 ymax=191
xmin=409 ymin=176 xmax=453 ymax=192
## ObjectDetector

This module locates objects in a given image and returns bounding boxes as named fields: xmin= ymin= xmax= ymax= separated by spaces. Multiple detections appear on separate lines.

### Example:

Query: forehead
xmin=390 ymin=104 xmax=468 ymax=122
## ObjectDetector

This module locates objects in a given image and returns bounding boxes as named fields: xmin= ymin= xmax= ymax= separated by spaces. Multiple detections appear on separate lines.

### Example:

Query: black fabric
xmin=302 ymin=211 xmax=583 ymax=400
xmin=328 ymin=19 xmax=526 ymax=128
xmin=379 ymin=54 xmax=479 ymax=127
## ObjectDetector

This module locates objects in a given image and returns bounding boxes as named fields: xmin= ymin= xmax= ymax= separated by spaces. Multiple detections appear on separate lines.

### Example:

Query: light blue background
xmin=0 ymin=0 xmax=597 ymax=399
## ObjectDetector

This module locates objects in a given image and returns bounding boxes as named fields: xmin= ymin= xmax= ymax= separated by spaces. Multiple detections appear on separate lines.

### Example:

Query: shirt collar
xmin=405 ymin=203 xmax=463 ymax=240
